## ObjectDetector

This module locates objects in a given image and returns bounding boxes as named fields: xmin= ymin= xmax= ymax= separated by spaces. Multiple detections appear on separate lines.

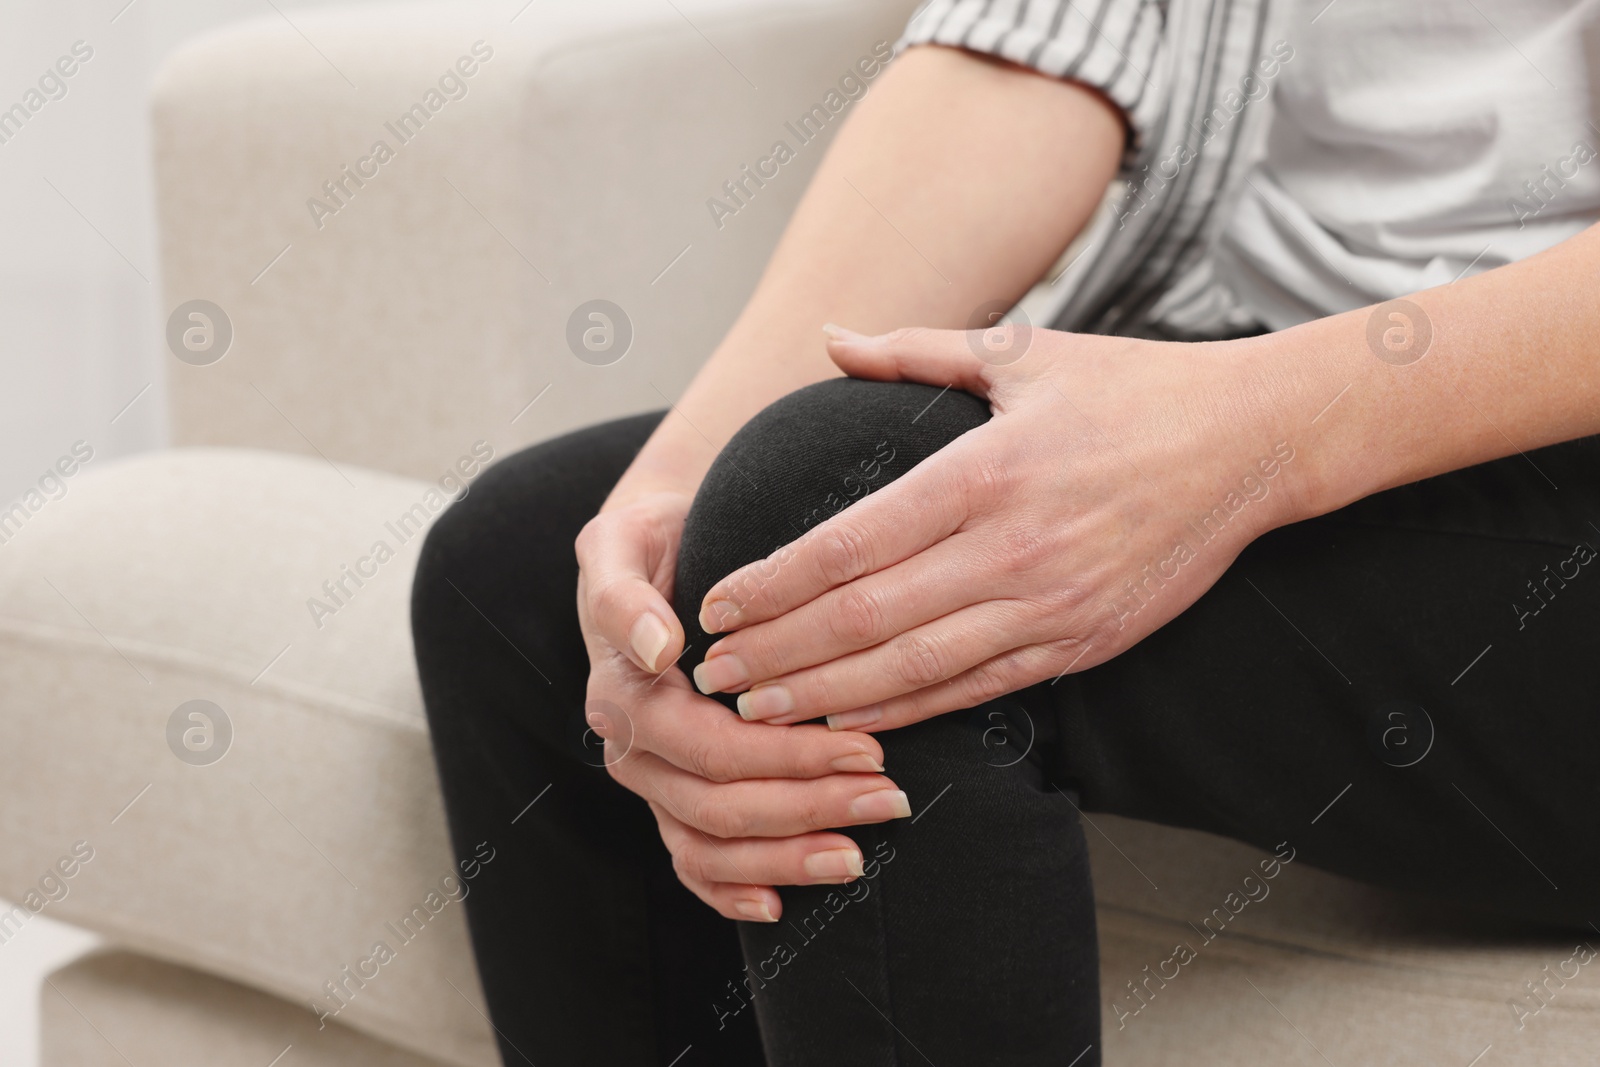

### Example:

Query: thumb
xmin=577 ymin=520 xmax=685 ymax=675
xmin=823 ymin=324 xmax=1003 ymax=398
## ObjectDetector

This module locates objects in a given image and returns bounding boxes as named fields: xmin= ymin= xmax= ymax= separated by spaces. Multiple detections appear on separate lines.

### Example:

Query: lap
xmin=424 ymin=385 xmax=1600 ymax=929
xmin=1062 ymin=436 xmax=1600 ymax=926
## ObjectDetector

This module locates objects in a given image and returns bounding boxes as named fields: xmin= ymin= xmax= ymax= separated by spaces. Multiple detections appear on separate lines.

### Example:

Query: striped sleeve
xmin=896 ymin=0 xmax=1171 ymax=156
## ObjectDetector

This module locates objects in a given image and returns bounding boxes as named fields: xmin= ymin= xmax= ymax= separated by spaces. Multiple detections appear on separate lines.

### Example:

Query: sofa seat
xmin=1090 ymin=817 xmax=1600 ymax=1064
xmin=42 ymin=952 xmax=454 ymax=1067
xmin=3 ymin=448 xmax=1595 ymax=1066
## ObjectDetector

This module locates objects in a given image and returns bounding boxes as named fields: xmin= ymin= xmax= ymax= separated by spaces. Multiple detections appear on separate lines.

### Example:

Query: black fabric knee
xmin=414 ymin=412 xmax=767 ymax=1067
xmin=672 ymin=377 xmax=990 ymax=680
xmin=668 ymin=378 xmax=1102 ymax=1067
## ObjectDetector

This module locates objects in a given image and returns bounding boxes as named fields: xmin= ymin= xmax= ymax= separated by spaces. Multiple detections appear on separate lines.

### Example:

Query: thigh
xmin=415 ymin=411 xmax=765 ymax=1066
xmin=1057 ymin=436 xmax=1600 ymax=926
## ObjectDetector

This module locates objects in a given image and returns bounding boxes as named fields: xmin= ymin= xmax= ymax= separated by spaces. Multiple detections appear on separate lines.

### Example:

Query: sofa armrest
xmin=152 ymin=0 xmax=925 ymax=481
xmin=0 ymin=450 xmax=496 ymax=1066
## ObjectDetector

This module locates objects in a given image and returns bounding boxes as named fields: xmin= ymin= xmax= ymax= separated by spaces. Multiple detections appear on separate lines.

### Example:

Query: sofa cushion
xmin=0 ymin=448 xmax=495 ymax=1067
xmin=4 ymin=447 xmax=1596 ymax=1067
xmin=42 ymin=952 xmax=454 ymax=1067
xmin=1090 ymin=813 xmax=1600 ymax=1064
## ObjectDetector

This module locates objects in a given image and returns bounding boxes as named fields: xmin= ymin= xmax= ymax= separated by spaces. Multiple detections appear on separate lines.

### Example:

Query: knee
xmin=671 ymin=378 xmax=989 ymax=684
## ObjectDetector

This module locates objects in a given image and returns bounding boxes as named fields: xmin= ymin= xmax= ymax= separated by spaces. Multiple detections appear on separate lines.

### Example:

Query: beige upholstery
xmin=1090 ymin=819 xmax=1600 ymax=1065
xmin=42 ymin=952 xmax=452 ymax=1067
xmin=0 ymin=448 xmax=495 ymax=1066
xmin=0 ymin=0 xmax=1594 ymax=1064
xmin=152 ymin=0 xmax=925 ymax=478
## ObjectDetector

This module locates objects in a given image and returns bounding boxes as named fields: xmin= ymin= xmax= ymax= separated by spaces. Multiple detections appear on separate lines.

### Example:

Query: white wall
xmin=0 ymin=0 xmax=389 ymax=505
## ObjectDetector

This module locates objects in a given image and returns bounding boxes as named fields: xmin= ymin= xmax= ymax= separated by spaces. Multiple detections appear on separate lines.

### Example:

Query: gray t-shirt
xmin=900 ymin=0 xmax=1596 ymax=336
xmin=1209 ymin=0 xmax=1599 ymax=329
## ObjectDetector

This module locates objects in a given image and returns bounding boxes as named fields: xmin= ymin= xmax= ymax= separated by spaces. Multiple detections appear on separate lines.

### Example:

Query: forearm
xmin=608 ymin=45 xmax=1123 ymax=506
xmin=1250 ymin=224 xmax=1600 ymax=524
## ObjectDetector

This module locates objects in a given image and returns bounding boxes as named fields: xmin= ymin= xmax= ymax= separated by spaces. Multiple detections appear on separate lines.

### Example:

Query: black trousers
xmin=412 ymin=378 xmax=1600 ymax=1067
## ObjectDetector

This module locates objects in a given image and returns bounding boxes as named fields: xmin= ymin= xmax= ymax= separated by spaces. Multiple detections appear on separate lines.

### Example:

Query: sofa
xmin=2 ymin=1 xmax=1596 ymax=1063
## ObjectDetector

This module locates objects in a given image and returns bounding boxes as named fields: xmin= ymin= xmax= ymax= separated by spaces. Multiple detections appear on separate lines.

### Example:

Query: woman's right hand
xmin=575 ymin=489 xmax=694 ymax=676
xmin=575 ymin=489 xmax=908 ymax=922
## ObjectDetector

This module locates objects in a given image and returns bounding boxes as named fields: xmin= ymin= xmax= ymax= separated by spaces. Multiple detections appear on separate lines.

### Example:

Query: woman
xmin=412 ymin=0 xmax=1600 ymax=1063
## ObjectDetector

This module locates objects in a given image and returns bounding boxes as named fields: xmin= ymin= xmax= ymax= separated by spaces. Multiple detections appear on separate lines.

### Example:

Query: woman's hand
xmin=690 ymin=324 xmax=1309 ymax=731
xmin=575 ymin=490 xmax=910 ymax=922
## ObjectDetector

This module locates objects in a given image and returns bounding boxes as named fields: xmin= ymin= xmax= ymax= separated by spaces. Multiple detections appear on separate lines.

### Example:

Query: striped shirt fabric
xmin=898 ymin=0 xmax=1286 ymax=338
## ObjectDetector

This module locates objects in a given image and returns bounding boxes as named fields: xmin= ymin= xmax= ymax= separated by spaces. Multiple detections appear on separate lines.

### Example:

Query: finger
xmin=808 ymin=638 xmax=1095 ymax=734
xmin=682 ymin=872 xmax=784 ymax=923
xmin=652 ymin=804 xmax=864 ymax=889
xmin=697 ymin=438 xmax=977 ymax=634
xmin=823 ymin=324 xmax=999 ymax=396
xmin=647 ymin=803 xmax=784 ymax=922
xmin=736 ymin=601 xmax=1030 ymax=722
xmin=694 ymin=532 xmax=989 ymax=695
xmin=630 ymin=687 xmax=886 ymax=782
xmin=611 ymin=750 xmax=911 ymax=839
xmin=576 ymin=520 xmax=683 ymax=673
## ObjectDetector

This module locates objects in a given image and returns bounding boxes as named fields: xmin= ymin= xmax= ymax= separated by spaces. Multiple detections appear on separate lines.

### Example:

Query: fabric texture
xmin=0 ymin=448 xmax=499 ymax=1067
xmin=42 ymin=952 xmax=452 ymax=1067
xmin=905 ymin=0 xmax=1600 ymax=338
xmin=415 ymin=381 xmax=1102 ymax=1066
xmin=1212 ymin=0 xmax=1600 ymax=331
xmin=416 ymin=378 xmax=1600 ymax=1066
xmin=900 ymin=0 xmax=1288 ymax=337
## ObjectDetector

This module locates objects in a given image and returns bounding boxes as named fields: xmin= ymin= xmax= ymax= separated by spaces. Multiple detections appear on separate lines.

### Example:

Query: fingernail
xmin=822 ymin=323 xmax=871 ymax=342
xmin=734 ymin=898 xmax=777 ymax=923
xmin=737 ymin=685 xmax=794 ymax=721
xmin=693 ymin=653 xmax=749 ymax=695
xmin=803 ymin=848 xmax=864 ymax=881
xmin=828 ymin=752 xmax=885 ymax=774
xmin=849 ymin=789 xmax=911 ymax=822
xmin=629 ymin=613 xmax=671 ymax=672
xmin=700 ymin=600 xmax=739 ymax=634
xmin=828 ymin=706 xmax=883 ymax=731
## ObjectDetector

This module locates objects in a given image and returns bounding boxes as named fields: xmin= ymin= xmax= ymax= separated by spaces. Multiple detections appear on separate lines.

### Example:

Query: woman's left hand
xmin=690 ymin=322 xmax=1314 ymax=732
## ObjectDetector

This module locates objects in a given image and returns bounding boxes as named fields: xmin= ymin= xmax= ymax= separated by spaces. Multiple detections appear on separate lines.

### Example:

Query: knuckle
xmin=675 ymin=731 xmax=715 ymax=781
xmin=881 ymin=326 xmax=926 ymax=348
xmin=775 ymin=746 xmax=811 ymax=779
xmin=795 ymin=790 xmax=832 ymax=832
xmin=830 ymin=586 xmax=886 ymax=646
xmin=573 ymin=517 xmax=601 ymax=561
xmin=965 ymin=451 xmax=1017 ymax=505
xmin=1034 ymin=578 xmax=1085 ymax=621
xmin=804 ymin=668 xmax=840 ymax=716
xmin=689 ymin=790 xmax=741 ymax=838
xmin=685 ymin=730 xmax=736 ymax=784
xmin=815 ymin=521 xmax=872 ymax=586
xmin=894 ymin=634 xmax=949 ymax=689
xmin=961 ymin=661 xmax=1015 ymax=706
xmin=737 ymin=627 xmax=785 ymax=678
xmin=671 ymin=845 xmax=714 ymax=885
xmin=999 ymin=521 xmax=1054 ymax=572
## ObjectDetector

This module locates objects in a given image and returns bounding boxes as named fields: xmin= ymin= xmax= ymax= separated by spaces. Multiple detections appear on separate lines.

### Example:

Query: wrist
xmin=1228 ymin=303 xmax=1438 ymax=529
xmin=1217 ymin=327 xmax=1355 ymax=533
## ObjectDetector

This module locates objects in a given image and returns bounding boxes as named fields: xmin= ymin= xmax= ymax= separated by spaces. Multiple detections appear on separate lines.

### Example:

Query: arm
xmin=691 ymin=227 xmax=1600 ymax=733
xmin=1265 ymin=225 xmax=1600 ymax=519
xmin=607 ymin=44 xmax=1123 ymax=518
xmin=575 ymin=44 xmax=1125 ymax=922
